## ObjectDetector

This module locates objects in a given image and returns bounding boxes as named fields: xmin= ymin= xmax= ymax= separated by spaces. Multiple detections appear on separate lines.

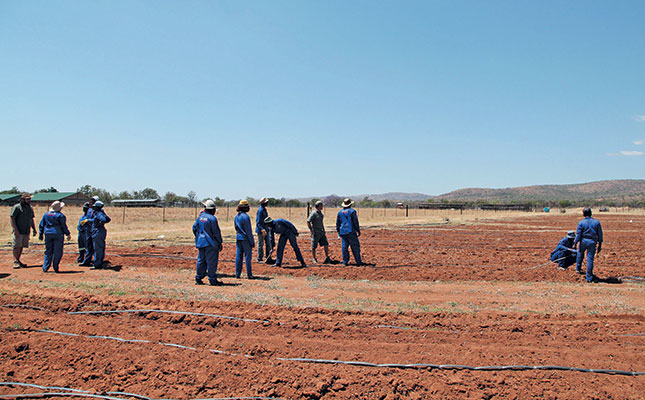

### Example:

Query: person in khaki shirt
xmin=10 ymin=193 xmax=37 ymax=268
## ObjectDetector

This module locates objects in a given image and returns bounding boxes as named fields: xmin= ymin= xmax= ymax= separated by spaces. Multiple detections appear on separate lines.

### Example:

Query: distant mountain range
xmin=299 ymin=180 xmax=645 ymax=203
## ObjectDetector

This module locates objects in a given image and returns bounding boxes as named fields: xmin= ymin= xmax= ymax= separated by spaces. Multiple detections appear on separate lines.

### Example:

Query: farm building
xmin=111 ymin=199 xmax=163 ymax=207
xmin=0 ymin=194 xmax=21 ymax=206
xmin=418 ymin=203 xmax=465 ymax=210
xmin=479 ymin=204 xmax=533 ymax=212
xmin=31 ymin=192 xmax=91 ymax=206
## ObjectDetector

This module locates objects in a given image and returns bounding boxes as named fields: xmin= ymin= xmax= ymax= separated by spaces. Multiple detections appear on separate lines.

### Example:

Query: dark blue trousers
xmin=77 ymin=231 xmax=86 ymax=263
xmin=275 ymin=233 xmax=304 ymax=265
xmin=236 ymin=240 xmax=253 ymax=278
xmin=196 ymin=246 xmax=220 ymax=283
xmin=340 ymin=232 xmax=362 ymax=265
xmin=92 ymin=231 xmax=107 ymax=267
xmin=43 ymin=235 xmax=64 ymax=272
xmin=82 ymin=231 xmax=94 ymax=265
xmin=577 ymin=239 xmax=597 ymax=282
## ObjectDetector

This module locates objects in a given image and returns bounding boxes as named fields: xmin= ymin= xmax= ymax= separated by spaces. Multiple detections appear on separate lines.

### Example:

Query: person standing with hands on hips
xmin=336 ymin=198 xmax=364 ymax=266
xmin=192 ymin=200 xmax=223 ymax=286
xmin=573 ymin=207 xmax=603 ymax=283
xmin=38 ymin=201 xmax=71 ymax=273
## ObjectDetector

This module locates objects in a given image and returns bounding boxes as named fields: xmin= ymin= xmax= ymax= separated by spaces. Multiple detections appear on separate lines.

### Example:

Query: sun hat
xmin=203 ymin=199 xmax=217 ymax=210
xmin=50 ymin=201 xmax=65 ymax=212
xmin=259 ymin=197 xmax=269 ymax=205
xmin=238 ymin=200 xmax=249 ymax=207
xmin=264 ymin=216 xmax=274 ymax=224
xmin=567 ymin=231 xmax=575 ymax=238
xmin=341 ymin=198 xmax=354 ymax=208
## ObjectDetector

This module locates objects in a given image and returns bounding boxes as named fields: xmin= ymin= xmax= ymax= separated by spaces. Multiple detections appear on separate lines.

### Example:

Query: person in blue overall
xmin=76 ymin=202 xmax=90 ymax=263
xmin=336 ymin=198 xmax=363 ymax=266
xmin=573 ymin=207 xmax=603 ymax=283
xmin=550 ymin=231 xmax=577 ymax=270
xmin=255 ymin=197 xmax=274 ymax=263
xmin=89 ymin=200 xmax=111 ymax=269
xmin=264 ymin=217 xmax=307 ymax=268
xmin=192 ymin=199 xmax=223 ymax=286
xmin=234 ymin=200 xmax=255 ymax=278
xmin=38 ymin=201 xmax=71 ymax=273
xmin=79 ymin=196 xmax=99 ymax=266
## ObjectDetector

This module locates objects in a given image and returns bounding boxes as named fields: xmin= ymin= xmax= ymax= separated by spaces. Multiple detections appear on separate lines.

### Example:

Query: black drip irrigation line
xmin=0 ymin=382 xmax=284 ymax=400
xmin=26 ymin=328 xmax=645 ymax=377
xmin=66 ymin=309 xmax=273 ymax=324
xmin=276 ymin=357 xmax=645 ymax=376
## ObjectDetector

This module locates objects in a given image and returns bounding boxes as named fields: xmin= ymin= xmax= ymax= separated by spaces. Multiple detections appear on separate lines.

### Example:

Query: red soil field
xmin=1 ymin=214 xmax=643 ymax=399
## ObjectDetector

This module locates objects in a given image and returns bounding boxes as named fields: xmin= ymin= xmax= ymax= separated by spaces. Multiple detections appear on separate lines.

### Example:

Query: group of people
xmin=9 ymin=193 xmax=111 ymax=272
xmin=192 ymin=197 xmax=365 ymax=286
xmin=550 ymin=207 xmax=604 ymax=283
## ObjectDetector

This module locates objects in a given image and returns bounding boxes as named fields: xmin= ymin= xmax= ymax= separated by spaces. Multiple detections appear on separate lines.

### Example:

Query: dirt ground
xmin=1 ymin=213 xmax=643 ymax=399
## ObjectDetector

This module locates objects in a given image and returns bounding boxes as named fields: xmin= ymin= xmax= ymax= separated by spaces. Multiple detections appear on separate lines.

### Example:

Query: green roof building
xmin=31 ymin=192 xmax=90 ymax=206
xmin=0 ymin=194 xmax=21 ymax=206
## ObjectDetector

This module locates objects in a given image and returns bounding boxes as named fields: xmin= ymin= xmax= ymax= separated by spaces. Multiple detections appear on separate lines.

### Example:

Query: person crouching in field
xmin=264 ymin=217 xmax=307 ymax=268
xmin=192 ymin=200 xmax=223 ymax=286
xmin=38 ymin=201 xmax=71 ymax=273
xmin=89 ymin=201 xmax=111 ymax=269
xmin=234 ymin=200 xmax=255 ymax=279
xmin=550 ymin=231 xmax=577 ymax=270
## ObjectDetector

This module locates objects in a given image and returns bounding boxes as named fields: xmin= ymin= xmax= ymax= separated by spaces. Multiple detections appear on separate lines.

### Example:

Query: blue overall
xmin=574 ymin=216 xmax=603 ymax=282
xmin=234 ymin=212 xmax=255 ymax=278
xmin=81 ymin=208 xmax=95 ymax=265
xmin=90 ymin=209 xmax=111 ymax=268
xmin=270 ymin=219 xmax=304 ymax=266
xmin=77 ymin=213 xmax=88 ymax=262
xmin=255 ymin=205 xmax=272 ymax=261
xmin=550 ymin=236 xmax=576 ymax=268
xmin=39 ymin=211 xmax=70 ymax=272
xmin=336 ymin=208 xmax=362 ymax=265
xmin=192 ymin=211 xmax=223 ymax=283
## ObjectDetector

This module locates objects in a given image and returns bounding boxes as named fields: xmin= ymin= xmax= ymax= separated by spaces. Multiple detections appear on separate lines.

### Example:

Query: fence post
xmin=162 ymin=206 xmax=166 ymax=223
xmin=227 ymin=206 xmax=229 ymax=221
xmin=122 ymin=206 xmax=126 ymax=224
xmin=406 ymin=205 xmax=408 ymax=217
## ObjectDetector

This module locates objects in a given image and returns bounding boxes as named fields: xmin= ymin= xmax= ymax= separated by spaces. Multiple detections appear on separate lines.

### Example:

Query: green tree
xmin=0 ymin=186 xmax=21 ymax=194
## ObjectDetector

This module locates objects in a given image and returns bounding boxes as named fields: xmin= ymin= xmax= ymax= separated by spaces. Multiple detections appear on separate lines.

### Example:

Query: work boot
xmin=195 ymin=278 xmax=204 ymax=285
xmin=13 ymin=261 xmax=21 ymax=269
xmin=209 ymin=279 xmax=223 ymax=286
xmin=265 ymin=257 xmax=275 ymax=265
xmin=323 ymin=257 xmax=332 ymax=264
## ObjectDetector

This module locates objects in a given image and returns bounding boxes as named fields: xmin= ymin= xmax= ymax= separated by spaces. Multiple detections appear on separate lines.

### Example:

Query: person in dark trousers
xmin=38 ymin=201 xmax=71 ymax=273
xmin=234 ymin=200 xmax=255 ymax=279
xmin=573 ymin=207 xmax=603 ymax=283
xmin=76 ymin=202 xmax=90 ymax=263
xmin=192 ymin=199 xmax=223 ymax=286
xmin=550 ymin=230 xmax=577 ymax=270
xmin=265 ymin=217 xmax=307 ymax=268
xmin=10 ymin=193 xmax=37 ymax=268
xmin=255 ymin=197 xmax=274 ymax=263
xmin=307 ymin=200 xmax=332 ymax=264
xmin=336 ymin=198 xmax=363 ymax=266
xmin=79 ymin=196 xmax=99 ymax=266
xmin=89 ymin=200 xmax=111 ymax=269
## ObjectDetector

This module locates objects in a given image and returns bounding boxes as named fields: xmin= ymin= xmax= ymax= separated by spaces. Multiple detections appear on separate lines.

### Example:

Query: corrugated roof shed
xmin=31 ymin=192 xmax=90 ymax=205
xmin=0 ymin=194 xmax=21 ymax=206
xmin=0 ymin=194 xmax=20 ymax=201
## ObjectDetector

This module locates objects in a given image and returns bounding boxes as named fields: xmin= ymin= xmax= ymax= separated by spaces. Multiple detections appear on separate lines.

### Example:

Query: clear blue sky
xmin=1 ymin=1 xmax=643 ymax=200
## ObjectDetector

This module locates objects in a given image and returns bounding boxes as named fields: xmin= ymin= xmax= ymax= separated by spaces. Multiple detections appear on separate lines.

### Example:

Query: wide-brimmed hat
xmin=50 ymin=201 xmax=65 ymax=212
xmin=342 ymin=198 xmax=354 ymax=208
xmin=264 ymin=216 xmax=274 ymax=224
xmin=238 ymin=200 xmax=249 ymax=207
xmin=259 ymin=197 xmax=269 ymax=205
xmin=203 ymin=199 xmax=217 ymax=210
xmin=567 ymin=231 xmax=575 ymax=238
xmin=20 ymin=193 xmax=32 ymax=200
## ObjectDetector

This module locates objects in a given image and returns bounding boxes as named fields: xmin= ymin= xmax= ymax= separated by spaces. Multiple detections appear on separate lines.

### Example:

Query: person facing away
xmin=234 ymin=200 xmax=255 ymax=279
xmin=192 ymin=199 xmax=223 ymax=286
xmin=264 ymin=216 xmax=307 ymax=268
xmin=88 ymin=200 xmax=111 ymax=269
xmin=550 ymin=230 xmax=577 ymax=270
xmin=10 ymin=193 xmax=37 ymax=269
xmin=255 ymin=197 xmax=274 ymax=264
xmin=307 ymin=200 xmax=332 ymax=264
xmin=38 ymin=201 xmax=71 ymax=273
xmin=573 ymin=207 xmax=603 ymax=283
xmin=76 ymin=202 xmax=90 ymax=263
xmin=79 ymin=196 xmax=99 ymax=266
xmin=336 ymin=198 xmax=363 ymax=266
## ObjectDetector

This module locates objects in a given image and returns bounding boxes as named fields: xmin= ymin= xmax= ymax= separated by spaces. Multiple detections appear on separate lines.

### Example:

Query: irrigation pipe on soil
xmin=0 ymin=383 xmax=283 ymax=400
xmin=27 ymin=328 xmax=645 ymax=377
